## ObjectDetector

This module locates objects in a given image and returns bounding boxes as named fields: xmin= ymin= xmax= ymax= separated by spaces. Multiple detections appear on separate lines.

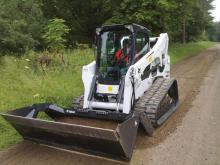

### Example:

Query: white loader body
xmin=82 ymin=33 xmax=170 ymax=114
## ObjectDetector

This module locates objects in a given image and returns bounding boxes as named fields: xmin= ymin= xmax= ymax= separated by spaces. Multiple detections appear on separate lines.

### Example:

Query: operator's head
xmin=123 ymin=39 xmax=130 ymax=48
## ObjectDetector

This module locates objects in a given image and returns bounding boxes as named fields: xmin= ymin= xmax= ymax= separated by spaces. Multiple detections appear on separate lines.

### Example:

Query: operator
xmin=114 ymin=39 xmax=130 ymax=67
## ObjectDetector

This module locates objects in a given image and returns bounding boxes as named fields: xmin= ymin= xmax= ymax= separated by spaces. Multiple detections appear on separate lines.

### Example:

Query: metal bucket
xmin=1 ymin=104 xmax=140 ymax=160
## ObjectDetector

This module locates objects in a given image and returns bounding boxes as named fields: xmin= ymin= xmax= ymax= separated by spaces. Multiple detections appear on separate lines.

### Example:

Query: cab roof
xmin=96 ymin=23 xmax=150 ymax=35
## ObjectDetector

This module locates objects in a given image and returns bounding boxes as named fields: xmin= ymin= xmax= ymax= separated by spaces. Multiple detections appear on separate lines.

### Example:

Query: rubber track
xmin=134 ymin=78 xmax=176 ymax=127
xmin=73 ymin=95 xmax=84 ymax=110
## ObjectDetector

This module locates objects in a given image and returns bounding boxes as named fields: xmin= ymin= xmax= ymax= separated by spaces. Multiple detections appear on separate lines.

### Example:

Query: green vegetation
xmin=0 ymin=0 xmax=45 ymax=53
xmin=0 ymin=41 xmax=215 ymax=149
xmin=0 ymin=0 xmax=218 ymax=54
xmin=0 ymin=49 xmax=93 ymax=148
xmin=43 ymin=18 xmax=70 ymax=51
xmin=208 ymin=22 xmax=220 ymax=41
xmin=170 ymin=41 xmax=215 ymax=64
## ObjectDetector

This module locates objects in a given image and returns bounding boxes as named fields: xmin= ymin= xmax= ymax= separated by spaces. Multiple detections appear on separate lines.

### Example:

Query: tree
xmin=0 ymin=0 xmax=45 ymax=53
xmin=107 ymin=0 xmax=214 ymax=43
xmin=169 ymin=0 xmax=214 ymax=43
xmin=108 ymin=0 xmax=178 ymax=36
xmin=42 ymin=18 xmax=70 ymax=51
xmin=41 ymin=0 xmax=122 ymax=45
xmin=208 ymin=22 xmax=220 ymax=41
xmin=0 ymin=0 xmax=216 ymax=54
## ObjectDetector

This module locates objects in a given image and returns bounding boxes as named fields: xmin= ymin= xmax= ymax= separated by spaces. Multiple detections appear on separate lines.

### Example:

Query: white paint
xmin=82 ymin=34 xmax=170 ymax=114
xmin=82 ymin=61 xmax=96 ymax=109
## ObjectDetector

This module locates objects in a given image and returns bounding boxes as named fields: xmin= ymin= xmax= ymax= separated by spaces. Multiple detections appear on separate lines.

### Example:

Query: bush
xmin=0 ymin=0 xmax=45 ymax=54
xmin=42 ymin=18 xmax=70 ymax=51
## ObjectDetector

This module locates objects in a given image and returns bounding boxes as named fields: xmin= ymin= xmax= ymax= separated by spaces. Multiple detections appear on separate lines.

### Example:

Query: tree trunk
xmin=182 ymin=18 xmax=186 ymax=44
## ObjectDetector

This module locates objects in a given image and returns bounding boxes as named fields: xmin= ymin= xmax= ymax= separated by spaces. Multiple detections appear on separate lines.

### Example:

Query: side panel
xmin=82 ymin=61 xmax=96 ymax=108
xmin=122 ymin=33 xmax=170 ymax=114
xmin=122 ymin=67 xmax=133 ymax=114
xmin=133 ymin=33 xmax=170 ymax=99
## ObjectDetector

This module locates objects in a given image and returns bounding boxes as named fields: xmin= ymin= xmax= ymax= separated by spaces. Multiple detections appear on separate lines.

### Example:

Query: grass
xmin=0 ymin=49 xmax=94 ymax=148
xmin=0 ymin=41 xmax=216 ymax=149
xmin=169 ymin=41 xmax=215 ymax=64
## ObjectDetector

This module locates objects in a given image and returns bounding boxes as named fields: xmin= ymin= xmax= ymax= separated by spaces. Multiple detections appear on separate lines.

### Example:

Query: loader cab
xmin=90 ymin=24 xmax=150 ymax=108
xmin=95 ymin=24 xmax=150 ymax=85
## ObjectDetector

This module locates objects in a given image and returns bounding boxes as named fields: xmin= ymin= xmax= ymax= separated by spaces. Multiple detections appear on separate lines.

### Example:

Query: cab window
xmin=135 ymin=33 xmax=149 ymax=61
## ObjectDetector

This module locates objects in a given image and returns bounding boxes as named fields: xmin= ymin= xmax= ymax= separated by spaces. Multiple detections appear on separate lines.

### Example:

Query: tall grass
xmin=0 ymin=49 xmax=94 ymax=148
xmin=0 ymin=41 xmax=215 ymax=149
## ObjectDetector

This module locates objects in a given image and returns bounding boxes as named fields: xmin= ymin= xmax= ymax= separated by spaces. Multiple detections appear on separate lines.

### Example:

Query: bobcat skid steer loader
xmin=1 ymin=23 xmax=179 ymax=160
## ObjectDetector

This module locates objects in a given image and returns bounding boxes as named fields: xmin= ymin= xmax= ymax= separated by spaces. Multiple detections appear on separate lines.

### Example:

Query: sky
xmin=211 ymin=0 xmax=220 ymax=22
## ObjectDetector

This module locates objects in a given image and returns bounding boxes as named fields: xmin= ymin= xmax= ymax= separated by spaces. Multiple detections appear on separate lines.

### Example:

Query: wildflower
xmin=33 ymin=93 xmax=40 ymax=98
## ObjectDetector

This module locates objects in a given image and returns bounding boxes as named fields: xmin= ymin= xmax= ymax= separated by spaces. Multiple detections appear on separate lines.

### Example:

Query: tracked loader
xmin=1 ymin=24 xmax=179 ymax=160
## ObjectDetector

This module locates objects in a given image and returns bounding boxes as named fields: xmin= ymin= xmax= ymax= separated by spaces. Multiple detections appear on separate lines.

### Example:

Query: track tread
xmin=134 ymin=78 xmax=178 ymax=127
xmin=72 ymin=95 xmax=84 ymax=110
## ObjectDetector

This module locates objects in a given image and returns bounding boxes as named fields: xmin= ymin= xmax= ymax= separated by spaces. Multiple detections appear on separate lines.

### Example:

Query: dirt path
xmin=1 ymin=45 xmax=220 ymax=165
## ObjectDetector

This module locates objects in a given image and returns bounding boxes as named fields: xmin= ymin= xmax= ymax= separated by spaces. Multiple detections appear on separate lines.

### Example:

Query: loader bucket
xmin=0 ymin=104 xmax=139 ymax=160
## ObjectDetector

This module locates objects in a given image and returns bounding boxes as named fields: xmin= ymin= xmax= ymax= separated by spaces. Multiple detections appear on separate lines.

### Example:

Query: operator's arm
xmin=115 ymin=49 xmax=122 ymax=61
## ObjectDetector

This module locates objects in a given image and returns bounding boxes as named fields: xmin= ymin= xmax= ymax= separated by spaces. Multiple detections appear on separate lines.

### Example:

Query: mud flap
xmin=0 ymin=104 xmax=140 ymax=160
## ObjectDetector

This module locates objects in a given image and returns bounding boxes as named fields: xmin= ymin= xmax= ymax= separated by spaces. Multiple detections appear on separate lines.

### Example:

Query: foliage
xmin=208 ymin=22 xmax=220 ymax=41
xmin=108 ymin=0 xmax=214 ymax=43
xmin=41 ymin=0 xmax=121 ymax=45
xmin=0 ymin=49 xmax=94 ymax=148
xmin=42 ymin=18 xmax=70 ymax=51
xmin=107 ymin=0 xmax=175 ymax=35
xmin=0 ymin=0 xmax=46 ymax=53
xmin=0 ymin=0 xmax=217 ymax=53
